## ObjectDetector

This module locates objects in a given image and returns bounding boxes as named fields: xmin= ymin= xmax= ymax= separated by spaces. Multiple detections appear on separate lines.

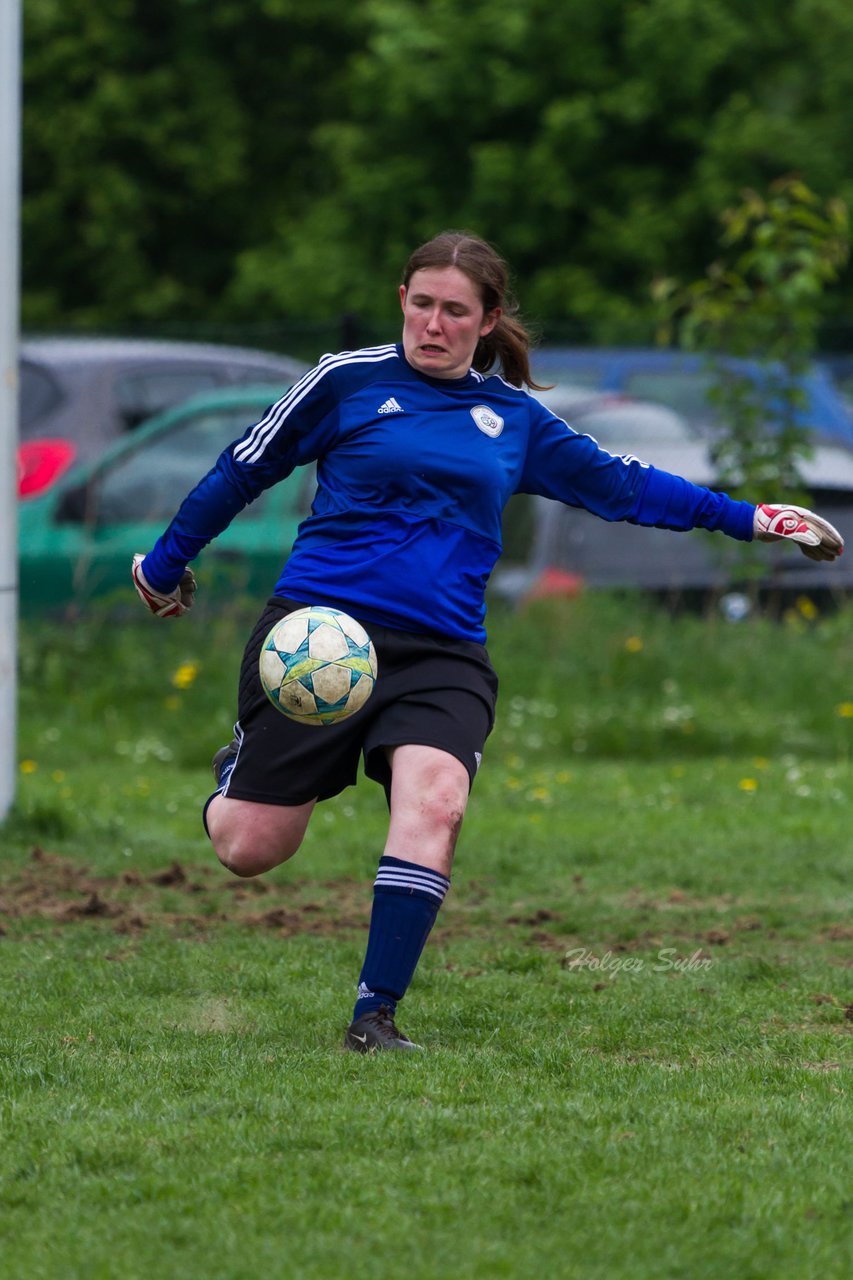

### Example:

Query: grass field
xmin=2 ymin=593 xmax=851 ymax=1279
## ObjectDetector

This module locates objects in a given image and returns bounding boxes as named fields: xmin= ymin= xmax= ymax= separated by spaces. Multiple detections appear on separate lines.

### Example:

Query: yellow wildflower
xmin=172 ymin=662 xmax=199 ymax=689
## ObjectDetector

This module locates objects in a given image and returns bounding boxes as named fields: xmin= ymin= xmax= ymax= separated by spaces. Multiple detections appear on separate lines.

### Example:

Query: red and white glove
xmin=754 ymin=505 xmax=844 ymax=563
xmin=132 ymin=553 xmax=197 ymax=617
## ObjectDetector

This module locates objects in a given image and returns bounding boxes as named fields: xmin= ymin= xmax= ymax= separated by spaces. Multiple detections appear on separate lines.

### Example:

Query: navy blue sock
xmin=201 ymin=756 xmax=237 ymax=839
xmin=353 ymin=856 xmax=450 ymax=1021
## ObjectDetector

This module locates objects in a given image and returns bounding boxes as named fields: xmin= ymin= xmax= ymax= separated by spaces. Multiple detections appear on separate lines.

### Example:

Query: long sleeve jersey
xmin=142 ymin=343 xmax=755 ymax=643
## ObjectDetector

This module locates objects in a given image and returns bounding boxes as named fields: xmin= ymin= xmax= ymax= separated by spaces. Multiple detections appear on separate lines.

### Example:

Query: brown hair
xmin=401 ymin=231 xmax=548 ymax=390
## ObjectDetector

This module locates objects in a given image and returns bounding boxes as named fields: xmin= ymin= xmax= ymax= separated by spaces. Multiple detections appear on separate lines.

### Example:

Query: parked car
xmin=19 ymin=378 xmax=852 ymax=615
xmin=18 ymin=335 xmax=309 ymax=489
xmin=530 ymin=347 xmax=853 ymax=448
xmin=819 ymin=354 xmax=853 ymax=406
xmin=491 ymin=387 xmax=853 ymax=607
xmin=18 ymin=385 xmax=315 ymax=611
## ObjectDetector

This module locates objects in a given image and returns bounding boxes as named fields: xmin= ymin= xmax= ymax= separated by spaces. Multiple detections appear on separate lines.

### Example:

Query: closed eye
xmin=409 ymin=294 xmax=471 ymax=317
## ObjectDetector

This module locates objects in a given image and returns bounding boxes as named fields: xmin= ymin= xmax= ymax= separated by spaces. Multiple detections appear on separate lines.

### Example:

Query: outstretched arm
xmin=520 ymin=403 xmax=845 ymax=557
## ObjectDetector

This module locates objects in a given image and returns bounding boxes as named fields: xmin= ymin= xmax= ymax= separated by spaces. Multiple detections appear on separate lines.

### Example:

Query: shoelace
xmin=367 ymin=1006 xmax=405 ymax=1039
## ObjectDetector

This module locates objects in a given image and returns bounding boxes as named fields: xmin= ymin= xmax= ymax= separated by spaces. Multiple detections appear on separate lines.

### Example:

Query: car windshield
xmin=536 ymin=383 xmax=616 ymax=421
xmin=835 ymin=383 xmax=853 ymax=410
xmin=19 ymin=361 xmax=64 ymax=432
xmin=115 ymin=367 xmax=223 ymax=429
xmin=538 ymin=385 xmax=696 ymax=446
xmin=93 ymin=406 xmax=265 ymax=524
xmin=621 ymin=371 xmax=718 ymax=424
xmin=574 ymin=403 xmax=695 ymax=447
xmin=532 ymin=362 xmax=603 ymax=390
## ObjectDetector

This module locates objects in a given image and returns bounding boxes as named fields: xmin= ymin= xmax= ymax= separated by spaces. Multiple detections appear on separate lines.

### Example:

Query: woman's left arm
xmin=518 ymin=405 xmax=843 ymax=559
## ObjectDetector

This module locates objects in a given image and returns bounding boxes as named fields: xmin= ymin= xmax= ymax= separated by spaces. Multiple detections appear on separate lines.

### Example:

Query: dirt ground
xmin=2 ymin=847 xmax=851 ymax=985
xmin=0 ymin=846 xmax=374 ymax=939
xmin=0 ymin=848 xmax=596 ymax=959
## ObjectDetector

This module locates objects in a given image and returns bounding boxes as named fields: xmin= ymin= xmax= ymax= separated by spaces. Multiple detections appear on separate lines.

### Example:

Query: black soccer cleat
xmin=344 ymin=1005 xmax=423 ymax=1053
xmin=211 ymin=739 xmax=239 ymax=784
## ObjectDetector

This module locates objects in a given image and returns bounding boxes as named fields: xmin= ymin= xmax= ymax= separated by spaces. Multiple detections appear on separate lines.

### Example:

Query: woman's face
xmin=400 ymin=266 xmax=500 ymax=380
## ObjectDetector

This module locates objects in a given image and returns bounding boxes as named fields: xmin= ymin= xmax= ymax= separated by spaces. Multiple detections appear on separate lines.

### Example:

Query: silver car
xmin=493 ymin=385 xmax=853 ymax=605
xmin=19 ymin=335 xmax=308 ymax=463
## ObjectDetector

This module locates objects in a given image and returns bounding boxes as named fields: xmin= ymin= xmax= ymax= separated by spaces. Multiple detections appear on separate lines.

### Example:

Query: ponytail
xmin=474 ymin=313 xmax=550 ymax=391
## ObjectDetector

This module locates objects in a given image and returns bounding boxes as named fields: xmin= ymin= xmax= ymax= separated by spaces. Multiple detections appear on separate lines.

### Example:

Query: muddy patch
xmin=0 ymin=846 xmax=372 ymax=939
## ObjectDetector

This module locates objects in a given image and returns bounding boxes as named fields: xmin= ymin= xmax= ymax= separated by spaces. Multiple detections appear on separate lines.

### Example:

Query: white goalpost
xmin=0 ymin=0 xmax=22 ymax=823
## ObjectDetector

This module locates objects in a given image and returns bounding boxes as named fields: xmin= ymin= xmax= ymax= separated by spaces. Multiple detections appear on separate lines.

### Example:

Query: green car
xmin=18 ymin=385 xmax=314 ymax=611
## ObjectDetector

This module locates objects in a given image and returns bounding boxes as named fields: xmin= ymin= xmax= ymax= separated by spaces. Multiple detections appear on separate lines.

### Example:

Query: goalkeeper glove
xmin=132 ymin=553 xmax=197 ymax=617
xmin=753 ymin=504 xmax=844 ymax=563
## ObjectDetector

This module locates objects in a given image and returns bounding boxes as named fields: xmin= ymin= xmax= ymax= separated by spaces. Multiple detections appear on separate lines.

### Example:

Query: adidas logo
xmin=377 ymin=397 xmax=403 ymax=414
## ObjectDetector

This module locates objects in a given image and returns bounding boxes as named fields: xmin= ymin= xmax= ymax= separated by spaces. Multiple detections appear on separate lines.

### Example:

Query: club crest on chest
xmin=470 ymin=405 xmax=504 ymax=438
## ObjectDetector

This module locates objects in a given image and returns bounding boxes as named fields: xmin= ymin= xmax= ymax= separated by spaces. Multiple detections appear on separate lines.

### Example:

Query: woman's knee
xmin=419 ymin=775 xmax=467 ymax=844
xmin=422 ymin=754 xmax=470 ymax=817
xmin=207 ymin=797 xmax=314 ymax=878
xmin=386 ymin=747 xmax=471 ymax=868
xmin=215 ymin=836 xmax=293 ymax=879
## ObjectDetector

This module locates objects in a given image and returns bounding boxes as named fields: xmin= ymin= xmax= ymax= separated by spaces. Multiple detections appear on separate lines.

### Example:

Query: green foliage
xmin=655 ymin=178 xmax=850 ymax=500
xmin=21 ymin=0 xmax=365 ymax=328
xmin=658 ymin=179 xmax=849 ymax=361
xmin=20 ymin=0 xmax=853 ymax=342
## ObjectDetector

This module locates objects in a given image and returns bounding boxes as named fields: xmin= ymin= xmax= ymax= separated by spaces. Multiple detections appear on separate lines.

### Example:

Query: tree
xmin=21 ymin=0 xmax=367 ymax=328
xmin=226 ymin=0 xmax=853 ymax=340
xmin=654 ymin=177 xmax=849 ymax=502
xmin=20 ymin=0 xmax=853 ymax=342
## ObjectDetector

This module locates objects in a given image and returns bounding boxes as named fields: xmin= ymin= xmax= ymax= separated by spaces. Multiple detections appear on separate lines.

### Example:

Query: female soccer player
xmin=132 ymin=231 xmax=844 ymax=1051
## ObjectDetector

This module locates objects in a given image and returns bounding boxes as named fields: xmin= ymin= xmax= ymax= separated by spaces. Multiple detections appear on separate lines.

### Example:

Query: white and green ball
xmin=259 ymin=606 xmax=378 ymax=726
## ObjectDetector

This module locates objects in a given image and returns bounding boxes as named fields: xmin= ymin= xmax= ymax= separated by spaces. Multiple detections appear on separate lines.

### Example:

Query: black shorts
xmin=222 ymin=598 xmax=499 ymax=806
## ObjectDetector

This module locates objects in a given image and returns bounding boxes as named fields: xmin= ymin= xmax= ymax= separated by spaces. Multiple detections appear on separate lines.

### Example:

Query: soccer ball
xmin=259 ymin=606 xmax=378 ymax=726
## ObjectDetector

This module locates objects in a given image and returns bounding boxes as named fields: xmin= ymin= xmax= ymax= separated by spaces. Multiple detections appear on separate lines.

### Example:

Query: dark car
xmin=18 ymin=385 xmax=315 ymax=611
xmin=18 ymin=335 xmax=309 ymax=480
xmin=492 ymin=388 xmax=853 ymax=608
xmin=531 ymin=348 xmax=853 ymax=448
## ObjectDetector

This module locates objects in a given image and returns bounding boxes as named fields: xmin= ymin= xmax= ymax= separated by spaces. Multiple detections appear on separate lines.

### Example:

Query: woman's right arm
xmin=136 ymin=361 xmax=343 ymax=596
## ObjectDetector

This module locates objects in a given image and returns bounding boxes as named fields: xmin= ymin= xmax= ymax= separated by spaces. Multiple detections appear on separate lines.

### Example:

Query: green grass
xmin=2 ymin=594 xmax=851 ymax=1279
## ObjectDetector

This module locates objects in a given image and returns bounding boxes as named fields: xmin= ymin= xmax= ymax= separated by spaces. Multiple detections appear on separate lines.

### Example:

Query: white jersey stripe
xmin=234 ymin=345 xmax=398 ymax=464
xmin=233 ymin=345 xmax=399 ymax=465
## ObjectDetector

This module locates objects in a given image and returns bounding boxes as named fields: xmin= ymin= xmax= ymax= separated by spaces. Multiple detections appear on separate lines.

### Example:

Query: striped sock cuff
xmin=374 ymin=855 xmax=450 ymax=905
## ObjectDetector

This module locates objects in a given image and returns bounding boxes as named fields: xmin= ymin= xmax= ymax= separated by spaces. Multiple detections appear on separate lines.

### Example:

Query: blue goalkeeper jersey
xmin=142 ymin=343 xmax=755 ymax=643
